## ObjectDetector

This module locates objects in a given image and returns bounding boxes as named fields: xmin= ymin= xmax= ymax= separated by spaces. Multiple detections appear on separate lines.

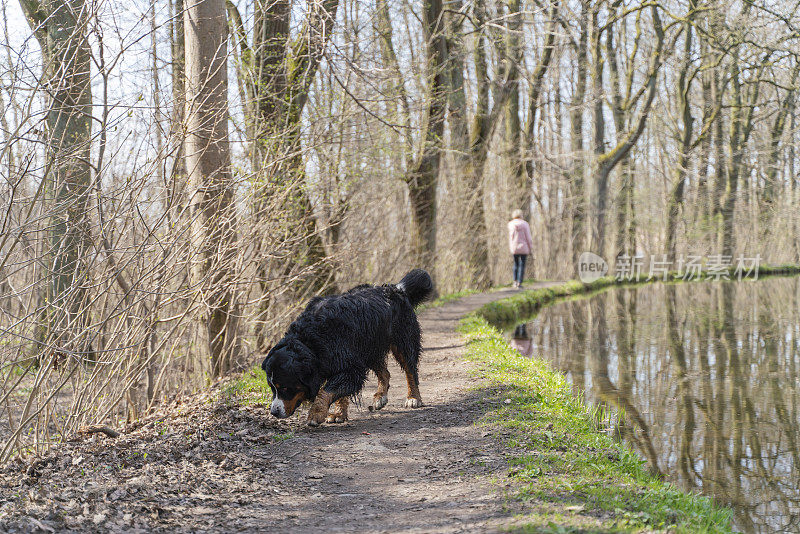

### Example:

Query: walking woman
xmin=508 ymin=209 xmax=533 ymax=288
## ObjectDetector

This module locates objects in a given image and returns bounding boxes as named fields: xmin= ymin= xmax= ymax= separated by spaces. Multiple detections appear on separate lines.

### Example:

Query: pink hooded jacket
xmin=508 ymin=218 xmax=533 ymax=255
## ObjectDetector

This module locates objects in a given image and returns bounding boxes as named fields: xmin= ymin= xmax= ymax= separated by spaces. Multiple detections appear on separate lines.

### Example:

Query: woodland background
xmin=1 ymin=0 xmax=799 ymax=459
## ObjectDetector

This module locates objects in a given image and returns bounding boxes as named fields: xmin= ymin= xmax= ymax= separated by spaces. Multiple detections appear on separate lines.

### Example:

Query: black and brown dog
xmin=261 ymin=269 xmax=434 ymax=426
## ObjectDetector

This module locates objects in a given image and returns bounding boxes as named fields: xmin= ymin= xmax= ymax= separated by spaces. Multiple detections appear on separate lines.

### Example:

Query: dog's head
xmin=261 ymin=339 xmax=322 ymax=418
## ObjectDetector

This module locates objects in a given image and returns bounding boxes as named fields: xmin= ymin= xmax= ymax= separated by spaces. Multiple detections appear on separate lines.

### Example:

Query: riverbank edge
xmin=475 ymin=263 xmax=800 ymax=328
xmin=453 ymin=269 xmax=797 ymax=532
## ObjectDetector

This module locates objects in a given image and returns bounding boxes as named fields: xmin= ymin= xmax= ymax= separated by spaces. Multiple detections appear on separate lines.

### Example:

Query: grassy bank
xmin=457 ymin=276 xmax=780 ymax=533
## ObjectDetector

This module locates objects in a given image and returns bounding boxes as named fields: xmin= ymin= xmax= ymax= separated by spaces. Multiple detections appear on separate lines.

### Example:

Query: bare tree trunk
xmin=614 ymin=156 xmax=635 ymax=258
xmin=720 ymin=57 xmax=743 ymax=257
xmin=607 ymin=0 xmax=632 ymax=259
xmin=503 ymin=0 xmax=522 ymax=213
xmin=375 ymin=0 xmax=412 ymax=152
xmin=590 ymin=3 xmax=607 ymax=255
xmin=715 ymin=2 xmax=765 ymax=257
xmin=591 ymin=3 xmax=664 ymax=259
xmin=376 ymin=0 xmax=445 ymax=274
xmin=792 ymin=106 xmax=799 ymax=263
xmin=184 ymin=0 xmax=238 ymax=377
xmin=720 ymin=52 xmax=765 ymax=257
xmin=442 ymin=0 xmax=482 ymax=286
xmin=444 ymin=0 xmax=468 ymax=158
xmin=515 ymin=0 xmax=559 ymax=221
xmin=711 ymin=71 xmax=726 ymax=249
xmin=405 ymin=0 xmax=448 ymax=271
xmin=763 ymin=64 xmax=799 ymax=208
xmin=665 ymin=6 xmax=696 ymax=258
xmin=227 ymin=0 xmax=340 ymax=350
xmin=459 ymin=0 xmax=517 ymax=287
xmin=151 ymin=3 xmax=164 ymax=191
xmin=20 ymin=0 xmax=93 ymax=355
xmin=170 ymin=0 xmax=186 ymax=206
xmin=460 ymin=0 xmax=492 ymax=288
xmin=569 ymin=1 xmax=589 ymax=274
xmin=695 ymin=42 xmax=713 ymax=224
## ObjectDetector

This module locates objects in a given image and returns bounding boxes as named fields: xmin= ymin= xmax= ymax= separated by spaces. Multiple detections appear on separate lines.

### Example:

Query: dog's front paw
xmin=326 ymin=414 xmax=348 ymax=423
xmin=404 ymin=397 xmax=423 ymax=408
xmin=368 ymin=394 xmax=388 ymax=412
xmin=307 ymin=409 xmax=327 ymax=427
xmin=307 ymin=391 xmax=334 ymax=427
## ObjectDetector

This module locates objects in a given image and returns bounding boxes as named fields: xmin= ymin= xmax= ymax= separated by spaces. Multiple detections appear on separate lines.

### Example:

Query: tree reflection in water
xmin=504 ymin=279 xmax=800 ymax=533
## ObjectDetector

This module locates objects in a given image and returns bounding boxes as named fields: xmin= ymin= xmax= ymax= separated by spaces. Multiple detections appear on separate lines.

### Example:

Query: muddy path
xmin=0 ymin=285 xmax=555 ymax=533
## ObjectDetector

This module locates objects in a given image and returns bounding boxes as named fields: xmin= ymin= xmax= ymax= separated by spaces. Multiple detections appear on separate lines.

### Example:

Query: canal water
xmin=501 ymin=278 xmax=800 ymax=533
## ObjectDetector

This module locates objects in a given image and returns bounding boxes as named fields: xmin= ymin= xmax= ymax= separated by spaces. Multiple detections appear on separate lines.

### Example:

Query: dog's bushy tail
xmin=397 ymin=269 xmax=434 ymax=307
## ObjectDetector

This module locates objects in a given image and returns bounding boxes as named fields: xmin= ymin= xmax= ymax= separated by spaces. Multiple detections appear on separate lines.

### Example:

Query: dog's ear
xmin=297 ymin=360 xmax=323 ymax=398
xmin=261 ymin=339 xmax=289 ymax=375
xmin=292 ymin=343 xmax=323 ymax=398
xmin=261 ymin=347 xmax=276 ymax=375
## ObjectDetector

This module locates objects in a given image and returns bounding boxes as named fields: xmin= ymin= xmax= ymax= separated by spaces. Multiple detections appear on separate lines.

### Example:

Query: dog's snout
xmin=270 ymin=398 xmax=287 ymax=418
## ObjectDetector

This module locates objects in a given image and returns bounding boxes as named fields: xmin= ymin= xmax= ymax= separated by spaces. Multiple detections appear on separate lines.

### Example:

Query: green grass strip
xmin=458 ymin=313 xmax=734 ymax=532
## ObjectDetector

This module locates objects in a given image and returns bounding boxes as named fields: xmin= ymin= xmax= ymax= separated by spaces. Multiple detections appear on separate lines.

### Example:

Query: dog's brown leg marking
xmin=369 ymin=367 xmax=390 ymax=412
xmin=326 ymin=397 xmax=349 ymax=423
xmin=404 ymin=369 xmax=423 ymax=408
xmin=307 ymin=390 xmax=334 ymax=427
xmin=391 ymin=345 xmax=423 ymax=408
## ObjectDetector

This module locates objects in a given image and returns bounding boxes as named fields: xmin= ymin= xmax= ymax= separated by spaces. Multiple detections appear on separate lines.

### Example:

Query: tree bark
xmin=694 ymin=40 xmax=713 ymax=224
xmin=184 ymin=0 xmax=239 ymax=376
xmin=713 ymin=2 xmax=765 ymax=257
xmin=503 ymin=0 xmax=522 ymax=213
xmin=171 ymin=0 xmax=186 ymax=182
xmin=375 ymin=0 xmax=412 ymax=152
xmin=719 ymin=51 xmax=766 ymax=257
xmin=607 ymin=0 xmax=632 ymax=259
xmin=591 ymin=2 xmax=664 ymax=258
xmin=517 ymin=0 xmax=559 ymax=221
xmin=762 ymin=64 xmax=799 ymax=208
xmin=590 ymin=3 xmax=607 ymax=255
xmin=20 ymin=0 xmax=93 ymax=354
xmin=569 ymin=1 xmax=589 ymax=274
xmin=665 ymin=6 xmax=695 ymax=258
xmin=227 ymin=0 xmax=340 ymax=350
xmin=459 ymin=0 xmax=491 ymax=288
xmin=405 ymin=0 xmax=448 ymax=271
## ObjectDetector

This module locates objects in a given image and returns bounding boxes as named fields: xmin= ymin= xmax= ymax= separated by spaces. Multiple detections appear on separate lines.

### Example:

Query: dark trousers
xmin=513 ymin=254 xmax=528 ymax=283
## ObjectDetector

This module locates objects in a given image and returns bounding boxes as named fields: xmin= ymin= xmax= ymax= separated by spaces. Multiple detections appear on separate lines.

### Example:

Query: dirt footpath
xmin=0 ymin=287 xmax=540 ymax=533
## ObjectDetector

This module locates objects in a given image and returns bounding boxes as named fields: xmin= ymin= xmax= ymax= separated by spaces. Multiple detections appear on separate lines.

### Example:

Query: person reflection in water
xmin=509 ymin=324 xmax=533 ymax=357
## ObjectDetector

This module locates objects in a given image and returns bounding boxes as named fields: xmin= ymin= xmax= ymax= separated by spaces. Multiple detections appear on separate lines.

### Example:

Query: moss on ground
xmin=460 ymin=285 xmax=741 ymax=533
xmin=222 ymin=367 xmax=271 ymax=406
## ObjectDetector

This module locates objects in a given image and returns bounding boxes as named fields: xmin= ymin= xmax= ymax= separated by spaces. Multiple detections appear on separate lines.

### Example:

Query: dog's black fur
xmin=261 ymin=269 xmax=434 ymax=425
